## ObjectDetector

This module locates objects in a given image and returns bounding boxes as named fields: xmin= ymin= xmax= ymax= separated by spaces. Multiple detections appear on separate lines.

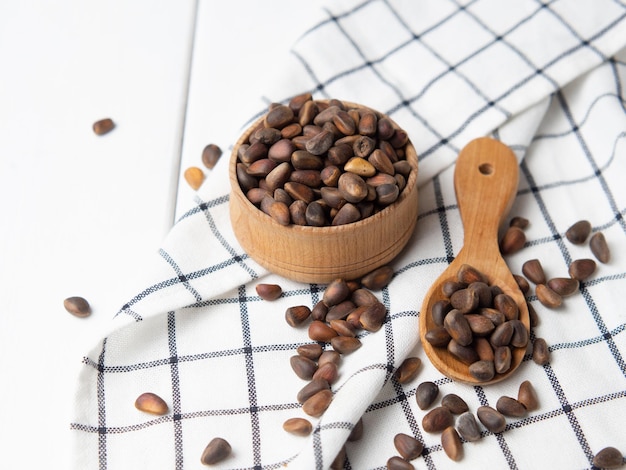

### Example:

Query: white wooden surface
xmin=0 ymin=1 xmax=323 ymax=467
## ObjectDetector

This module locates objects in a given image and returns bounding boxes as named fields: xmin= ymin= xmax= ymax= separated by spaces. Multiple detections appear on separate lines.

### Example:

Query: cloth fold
xmin=71 ymin=1 xmax=626 ymax=468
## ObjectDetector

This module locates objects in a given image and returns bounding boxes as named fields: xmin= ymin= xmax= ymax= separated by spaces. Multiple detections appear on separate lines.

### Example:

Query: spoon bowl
xmin=419 ymin=137 xmax=529 ymax=385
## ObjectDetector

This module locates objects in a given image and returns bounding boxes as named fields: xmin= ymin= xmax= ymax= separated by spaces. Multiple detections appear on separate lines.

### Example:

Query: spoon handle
xmin=454 ymin=137 xmax=519 ymax=259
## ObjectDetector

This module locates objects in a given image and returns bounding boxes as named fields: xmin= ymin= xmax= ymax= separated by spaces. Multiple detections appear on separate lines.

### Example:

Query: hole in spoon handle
xmin=478 ymin=163 xmax=493 ymax=175
xmin=454 ymin=138 xmax=519 ymax=246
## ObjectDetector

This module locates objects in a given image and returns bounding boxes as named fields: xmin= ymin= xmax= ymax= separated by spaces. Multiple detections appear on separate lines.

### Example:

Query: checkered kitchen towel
xmin=71 ymin=1 xmax=626 ymax=468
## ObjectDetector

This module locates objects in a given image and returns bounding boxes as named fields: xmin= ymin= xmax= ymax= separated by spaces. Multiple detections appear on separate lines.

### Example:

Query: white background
xmin=0 ymin=1 xmax=324 ymax=467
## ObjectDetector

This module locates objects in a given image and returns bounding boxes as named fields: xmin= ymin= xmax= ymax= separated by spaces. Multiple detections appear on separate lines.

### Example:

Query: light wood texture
xmin=0 ymin=2 xmax=198 ymax=466
xmin=229 ymin=103 xmax=419 ymax=284
xmin=419 ymin=137 xmax=529 ymax=385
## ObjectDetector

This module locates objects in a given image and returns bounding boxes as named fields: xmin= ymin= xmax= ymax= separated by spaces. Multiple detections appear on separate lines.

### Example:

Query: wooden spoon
xmin=419 ymin=137 xmax=529 ymax=385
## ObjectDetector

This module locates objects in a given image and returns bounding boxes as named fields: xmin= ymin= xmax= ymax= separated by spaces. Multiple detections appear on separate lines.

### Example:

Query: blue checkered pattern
xmin=71 ymin=1 xmax=626 ymax=468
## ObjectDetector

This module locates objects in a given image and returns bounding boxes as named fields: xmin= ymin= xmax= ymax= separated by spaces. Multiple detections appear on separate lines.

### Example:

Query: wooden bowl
xmin=229 ymin=101 xmax=419 ymax=284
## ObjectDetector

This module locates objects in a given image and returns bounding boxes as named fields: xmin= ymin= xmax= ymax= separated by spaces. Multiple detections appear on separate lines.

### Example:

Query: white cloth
xmin=71 ymin=1 xmax=626 ymax=468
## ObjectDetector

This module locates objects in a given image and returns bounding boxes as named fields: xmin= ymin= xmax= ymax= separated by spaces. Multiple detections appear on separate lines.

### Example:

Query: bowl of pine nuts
xmin=229 ymin=95 xmax=419 ymax=284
